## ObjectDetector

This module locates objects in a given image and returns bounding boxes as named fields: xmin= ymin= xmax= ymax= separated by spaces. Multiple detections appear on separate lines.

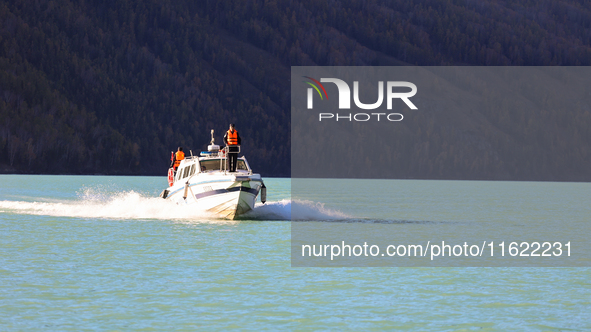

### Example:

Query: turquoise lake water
xmin=0 ymin=175 xmax=590 ymax=330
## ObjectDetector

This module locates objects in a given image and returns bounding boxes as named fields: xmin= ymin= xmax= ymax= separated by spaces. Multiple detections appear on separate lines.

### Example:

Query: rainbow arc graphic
xmin=303 ymin=76 xmax=328 ymax=100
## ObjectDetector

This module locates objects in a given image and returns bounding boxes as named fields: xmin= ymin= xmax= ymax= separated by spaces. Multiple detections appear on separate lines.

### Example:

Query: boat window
xmin=237 ymin=160 xmax=248 ymax=170
xmin=190 ymin=164 xmax=196 ymax=176
xmin=199 ymin=159 xmax=249 ymax=171
xmin=176 ymin=168 xmax=183 ymax=181
xmin=183 ymin=165 xmax=190 ymax=179
xmin=200 ymin=160 xmax=222 ymax=171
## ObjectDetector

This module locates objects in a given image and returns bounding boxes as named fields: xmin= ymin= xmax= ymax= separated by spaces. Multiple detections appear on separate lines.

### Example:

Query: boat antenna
xmin=210 ymin=129 xmax=215 ymax=145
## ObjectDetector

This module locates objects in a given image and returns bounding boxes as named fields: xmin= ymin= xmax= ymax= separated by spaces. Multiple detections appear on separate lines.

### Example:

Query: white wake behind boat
xmin=159 ymin=130 xmax=266 ymax=219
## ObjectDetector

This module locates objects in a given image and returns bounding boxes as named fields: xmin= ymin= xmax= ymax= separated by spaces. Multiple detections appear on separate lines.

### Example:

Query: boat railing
xmin=220 ymin=146 xmax=240 ymax=173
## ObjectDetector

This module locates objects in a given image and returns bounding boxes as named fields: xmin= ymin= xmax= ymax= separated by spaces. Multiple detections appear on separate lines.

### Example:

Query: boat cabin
xmin=173 ymin=155 xmax=252 ymax=184
xmin=170 ymin=130 xmax=253 ymax=186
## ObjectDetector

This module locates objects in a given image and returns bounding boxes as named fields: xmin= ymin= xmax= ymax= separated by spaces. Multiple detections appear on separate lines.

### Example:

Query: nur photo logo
xmin=303 ymin=77 xmax=418 ymax=121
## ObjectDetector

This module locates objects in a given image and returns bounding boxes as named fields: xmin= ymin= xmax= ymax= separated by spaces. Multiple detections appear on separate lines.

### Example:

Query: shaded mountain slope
xmin=1 ymin=0 xmax=590 ymax=180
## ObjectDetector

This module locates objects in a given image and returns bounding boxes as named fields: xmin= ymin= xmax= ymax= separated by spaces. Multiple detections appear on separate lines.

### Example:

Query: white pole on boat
xmin=222 ymin=146 xmax=227 ymax=174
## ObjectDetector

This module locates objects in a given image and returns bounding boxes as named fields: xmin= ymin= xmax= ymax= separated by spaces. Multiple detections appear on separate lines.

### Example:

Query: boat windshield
xmin=200 ymin=159 xmax=248 ymax=172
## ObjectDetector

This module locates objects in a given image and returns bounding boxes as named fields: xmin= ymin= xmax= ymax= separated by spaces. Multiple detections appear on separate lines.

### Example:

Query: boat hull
xmin=164 ymin=174 xmax=262 ymax=220
xmin=198 ymin=187 xmax=259 ymax=219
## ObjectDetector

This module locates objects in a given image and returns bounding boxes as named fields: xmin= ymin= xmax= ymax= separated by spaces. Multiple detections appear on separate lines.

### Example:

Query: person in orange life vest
xmin=172 ymin=147 xmax=185 ymax=171
xmin=223 ymin=123 xmax=241 ymax=172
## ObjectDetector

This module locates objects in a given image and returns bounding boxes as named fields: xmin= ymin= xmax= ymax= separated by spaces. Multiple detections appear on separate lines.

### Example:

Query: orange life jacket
xmin=227 ymin=130 xmax=238 ymax=145
xmin=174 ymin=151 xmax=185 ymax=169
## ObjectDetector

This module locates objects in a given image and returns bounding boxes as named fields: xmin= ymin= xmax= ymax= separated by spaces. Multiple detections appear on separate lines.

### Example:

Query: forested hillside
xmin=1 ymin=0 xmax=591 ymax=179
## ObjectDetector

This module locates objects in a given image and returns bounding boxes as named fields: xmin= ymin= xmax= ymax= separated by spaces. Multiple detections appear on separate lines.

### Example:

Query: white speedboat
xmin=159 ymin=130 xmax=266 ymax=219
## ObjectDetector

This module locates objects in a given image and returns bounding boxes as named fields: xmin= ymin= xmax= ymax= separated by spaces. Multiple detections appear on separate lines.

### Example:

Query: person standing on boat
xmin=223 ymin=124 xmax=241 ymax=172
xmin=172 ymin=147 xmax=185 ymax=171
